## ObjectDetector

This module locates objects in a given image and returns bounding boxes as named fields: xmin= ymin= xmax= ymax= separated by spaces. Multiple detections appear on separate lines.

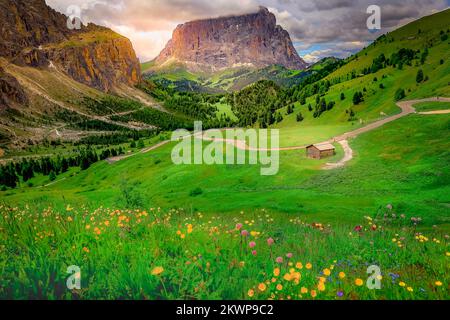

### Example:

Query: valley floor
xmin=1 ymin=99 xmax=449 ymax=231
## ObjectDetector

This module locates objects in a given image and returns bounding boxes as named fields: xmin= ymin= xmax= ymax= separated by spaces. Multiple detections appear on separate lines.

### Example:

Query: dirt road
xmin=106 ymin=97 xmax=450 ymax=168
xmin=106 ymin=140 xmax=171 ymax=163
xmin=323 ymin=140 xmax=353 ymax=170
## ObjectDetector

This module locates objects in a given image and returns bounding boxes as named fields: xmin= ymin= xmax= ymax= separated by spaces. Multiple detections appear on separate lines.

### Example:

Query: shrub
xmin=353 ymin=92 xmax=363 ymax=105
xmin=416 ymin=69 xmax=424 ymax=83
xmin=190 ymin=187 xmax=203 ymax=197
xmin=395 ymin=88 xmax=406 ymax=101
xmin=119 ymin=179 xmax=143 ymax=209
xmin=49 ymin=171 xmax=56 ymax=182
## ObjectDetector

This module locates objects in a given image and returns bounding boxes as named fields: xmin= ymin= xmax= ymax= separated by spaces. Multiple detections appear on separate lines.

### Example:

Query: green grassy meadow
xmin=2 ymin=112 xmax=449 ymax=228
xmin=2 ymin=110 xmax=450 ymax=299
xmin=415 ymin=101 xmax=450 ymax=111
xmin=1 ymin=9 xmax=450 ymax=300
xmin=1 ymin=204 xmax=448 ymax=300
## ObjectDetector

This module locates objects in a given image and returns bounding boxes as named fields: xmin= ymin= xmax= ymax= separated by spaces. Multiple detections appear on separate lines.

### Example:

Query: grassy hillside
xmin=270 ymin=9 xmax=450 ymax=146
xmin=2 ymin=112 xmax=449 ymax=229
xmin=144 ymin=62 xmax=312 ymax=93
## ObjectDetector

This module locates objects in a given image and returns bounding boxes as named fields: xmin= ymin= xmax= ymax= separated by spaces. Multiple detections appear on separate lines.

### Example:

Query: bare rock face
xmin=46 ymin=25 xmax=141 ymax=92
xmin=0 ymin=67 xmax=28 ymax=108
xmin=0 ymin=0 xmax=141 ymax=93
xmin=0 ymin=0 xmax=69 ymax=58
xmin=155 ymin=7 xmax=307 ymax=71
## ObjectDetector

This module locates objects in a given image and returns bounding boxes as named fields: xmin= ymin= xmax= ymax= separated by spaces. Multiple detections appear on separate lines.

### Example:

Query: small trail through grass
xmin=107 ymin=97 xmax=450 ymax=168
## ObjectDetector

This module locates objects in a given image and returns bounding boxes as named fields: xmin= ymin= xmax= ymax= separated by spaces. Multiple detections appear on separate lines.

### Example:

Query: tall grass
xmin=0 ymin=204 xmax=448 ymax=300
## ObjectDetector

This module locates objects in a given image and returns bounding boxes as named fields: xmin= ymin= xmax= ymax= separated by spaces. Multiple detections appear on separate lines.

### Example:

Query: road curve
xmin=329 ymin=97 xmax=450 ymax=143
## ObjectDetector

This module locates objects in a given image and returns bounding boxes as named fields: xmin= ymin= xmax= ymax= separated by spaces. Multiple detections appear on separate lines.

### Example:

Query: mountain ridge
xmin=0 ymin=0 xmax=141 ymax=95
xmin=154 ymin=6 xmax=307 ymax=72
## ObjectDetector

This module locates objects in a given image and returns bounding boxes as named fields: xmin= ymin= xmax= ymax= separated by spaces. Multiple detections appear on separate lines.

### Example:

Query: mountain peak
xmin=154 ymin=7 xmax=307 ymax=72
xmin=258 ymin=6 xmax=270 ymax=14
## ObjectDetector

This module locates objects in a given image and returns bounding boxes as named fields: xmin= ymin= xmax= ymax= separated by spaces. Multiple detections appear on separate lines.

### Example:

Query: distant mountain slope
xmin=273 ymin=8 xmax=450 ymax=131
xmin=326 ymin=8 xmax=450 ymax=81
xmin=143 ymin=63 xmax=312 ymax=93
xmin=0 ymin=0 xmax=141 ymax=94
xmin=0 ymin=0 xmax=156 ymax=149
xmin=153 ymin=6 xmax=307 ymax=72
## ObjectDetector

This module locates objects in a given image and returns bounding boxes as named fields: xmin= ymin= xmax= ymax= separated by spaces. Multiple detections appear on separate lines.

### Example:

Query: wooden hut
xmin=306 ymin=143 xmax=336 ymax=159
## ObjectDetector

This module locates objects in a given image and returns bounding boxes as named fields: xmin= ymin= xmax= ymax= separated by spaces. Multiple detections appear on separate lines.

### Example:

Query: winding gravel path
xmin=323 ymin=97 xmax=450 ymax=169
xmin=107 ymin=97 xmax=450 ymax=168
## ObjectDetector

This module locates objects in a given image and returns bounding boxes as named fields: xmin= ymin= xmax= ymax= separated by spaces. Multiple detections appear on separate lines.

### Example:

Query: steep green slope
xmin=273 ymin=9 xmax=450 ymax=145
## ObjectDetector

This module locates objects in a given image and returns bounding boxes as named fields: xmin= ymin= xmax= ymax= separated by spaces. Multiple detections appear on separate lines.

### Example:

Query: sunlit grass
xmin=0 ymin=204 xmax=448 ymax=300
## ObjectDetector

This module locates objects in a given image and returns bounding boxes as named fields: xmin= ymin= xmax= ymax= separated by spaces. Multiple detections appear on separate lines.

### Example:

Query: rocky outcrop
xmin=47 ymin=26 xmax=141 ymax=92
xmin=155 ymin=7 xmax=307 ymax=71
xmin=0 ymin=0 xmax=69 ymax=59
xmin=0 ymin=67 xmax=28 ymax=108
xmin=0 ymin=0 xmax=141 ymax=92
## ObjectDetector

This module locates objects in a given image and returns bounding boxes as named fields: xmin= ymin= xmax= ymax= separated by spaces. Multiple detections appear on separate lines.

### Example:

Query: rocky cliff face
xmin=46 ymin=26 xmax=141 ymax=92
xmin=0 ymin=0 xmax=141 ymax=94
xmin=155 ymin=7 xmax=307 ymax=71
xmin=0 ymin=67 xmax=28 ymax=109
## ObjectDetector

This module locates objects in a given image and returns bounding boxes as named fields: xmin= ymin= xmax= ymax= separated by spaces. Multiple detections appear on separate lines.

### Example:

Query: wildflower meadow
xmin=0 ymin=204 xmax=448 ymax=300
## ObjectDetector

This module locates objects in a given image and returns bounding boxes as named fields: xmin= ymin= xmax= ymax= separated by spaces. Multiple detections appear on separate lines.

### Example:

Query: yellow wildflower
xmin=435 ymin=281 xmax=442 ymax=287
xmin=306 ymin=263 xmax=312 ymax=270
xmin=258 ymin=283 xmax=267 ymax=292
xmin=339 ymin=272 xmax=346 ymax=279
xmin=283 ymin=273 xmax=292 ymax=281
xmin=399 ymin=282 xmax=406 ymax=287
xmin=355 ymin=278 xmax=364 ymax=286
xmin=276 ymin=284 xmax=283 ymax=291
xmin=151 ymin=266 xmax=164 ymax=276
xmin=301 ymin=287 xmax=308 ymax=294
xmin=296 ymin=262 xmax=303 ymax=269
xmin=318 ymin=282 xmax=326 ymax=292
xmin=407 ymin=287 xmax=413 ymax=292
xmin=323 ymin=268 xmax=331 ymax=276
xmin=273 ymin=268 xmax=280 ymax=277
xmin=248 ymin=289 xmax=255 ymax=297
xmin=311 ymin=290 xmax=317 ymax=298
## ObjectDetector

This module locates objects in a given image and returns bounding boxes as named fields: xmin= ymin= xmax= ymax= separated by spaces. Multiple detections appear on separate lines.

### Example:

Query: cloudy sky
xmin=46 ymin=0 xmax=450 ymax=63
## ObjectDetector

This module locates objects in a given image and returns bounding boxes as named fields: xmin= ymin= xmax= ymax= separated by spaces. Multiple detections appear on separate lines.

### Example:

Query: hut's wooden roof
xmin=307 ymin=143 xmax=335 ymax=151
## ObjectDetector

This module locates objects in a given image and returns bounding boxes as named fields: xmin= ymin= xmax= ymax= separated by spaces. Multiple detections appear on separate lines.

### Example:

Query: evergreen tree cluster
xmin=0 ymin=147 xmax=125 ymax=189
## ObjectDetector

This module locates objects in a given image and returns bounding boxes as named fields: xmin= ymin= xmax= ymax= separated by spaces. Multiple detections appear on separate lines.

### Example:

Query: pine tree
xmin=49 ymin=171 xmax=56 ymax=182
xmin=416 ymin=69 xmax=424 ymax=83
